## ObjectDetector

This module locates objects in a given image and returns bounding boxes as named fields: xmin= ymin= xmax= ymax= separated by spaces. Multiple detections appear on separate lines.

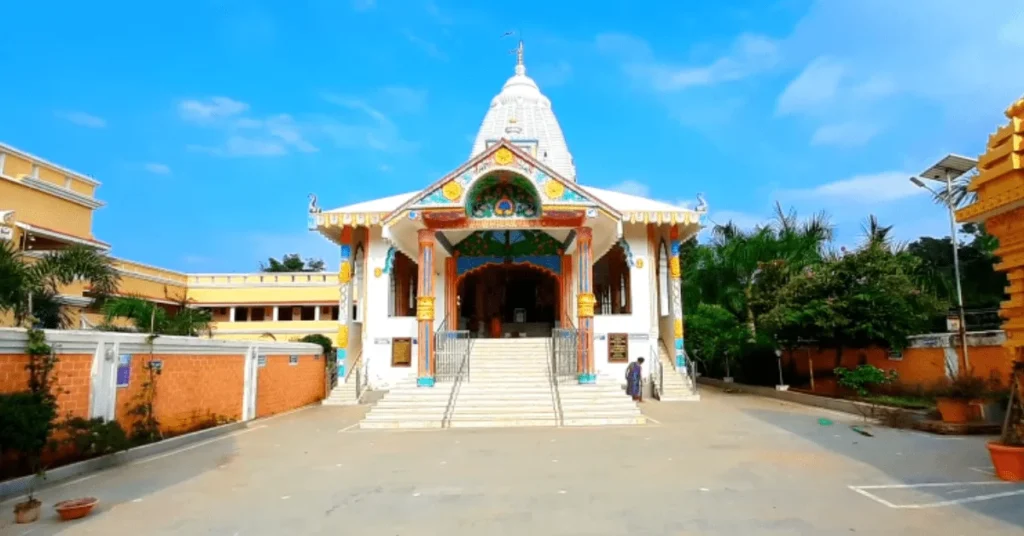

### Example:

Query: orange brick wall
xmin=784 ymin=344 xmax=1015 ymax=389
xmin=256 ymin=354 xmax=324 ymax=418
xmin=114 ymin=354 xmax=245 ymax=435
xmin=0 ymin=353 xmax=93 ymax=419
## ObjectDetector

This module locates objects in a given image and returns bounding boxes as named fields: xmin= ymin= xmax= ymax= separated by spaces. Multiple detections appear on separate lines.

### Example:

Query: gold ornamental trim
xmin=577 ymin=293 xmax=596 ymax=318
xmin=669 ymin=257 xmax=681 ymax=279
xmin=494 ymin=147 xmax=515 ymax=166
xmin=544 ymin=180 xmax=565 ymax=200
xmin=336 ymin=325 xmax=349 ymax=349
xmin=674 ymin=319 xmax=684 ymax=339
xmin=417 ymin=296 xmax=436 ymax=321
xmin=339 ymin=261 xmax=352 ymax=284
xmin=442 ymin=180 xmax=463 ymax=201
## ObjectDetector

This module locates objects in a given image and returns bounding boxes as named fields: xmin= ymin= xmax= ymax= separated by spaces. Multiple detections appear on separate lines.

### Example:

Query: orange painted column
xmin=576 ymin=227 xmax=597 ymax=383
xmin=445 ymin=256 xmax=457 ymax=327
xmin=416 ymin=229 xmax=436 ymax=387
xmin=560 ymin=254 xmax=573 ymax=325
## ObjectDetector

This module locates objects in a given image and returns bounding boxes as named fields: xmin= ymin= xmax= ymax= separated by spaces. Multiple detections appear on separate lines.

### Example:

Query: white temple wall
xmin=592 ymin=223 xmax=655 ymax=380
xmin=362 ymin=228 xmax=416 ymax=388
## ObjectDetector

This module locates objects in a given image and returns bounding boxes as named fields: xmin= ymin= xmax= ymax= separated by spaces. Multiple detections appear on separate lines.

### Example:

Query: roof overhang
xmin=15 ymin=222 xmax=111 ymax=250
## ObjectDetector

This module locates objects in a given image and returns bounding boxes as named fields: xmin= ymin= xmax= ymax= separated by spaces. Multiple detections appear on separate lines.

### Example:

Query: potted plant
xmin=54 ymin=497 xmax=99 ymax=521
xmin=932 ymin=374 xmax=989 ymax=423
xmin=14 ymin=490 xmax=41 ymax=524
xmin=987 ymin=363 xmax=1024 ymax=482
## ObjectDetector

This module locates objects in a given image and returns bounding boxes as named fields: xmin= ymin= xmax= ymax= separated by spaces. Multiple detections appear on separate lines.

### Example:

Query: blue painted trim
xmin=577 ymin=373 xmax=597 ymax=384
xmin=456 ymin=255 xmax=561 ymax=276
xmin=417 ymin=377 xmax=436 ymax=387
xmin=337 ymin=348 xmax=346 ymax=378
xmin=675 ymin=339 xmax=683 ymax=350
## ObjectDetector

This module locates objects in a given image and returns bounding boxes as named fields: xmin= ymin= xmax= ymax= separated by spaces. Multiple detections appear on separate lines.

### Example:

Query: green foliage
xmin=835 ymin=365 xmax=897 ymax=397
xmin=298 ymin=334 xmax=334 ymax=358
xmin=260 ymin=254 xmax=325 ymax=272
xmin=0 ymin=392 xmax=57 ymax=461
xmin=101 ymin=296 xmax=212 ymax=336
xmin=59 ymin=417 xmax=130 ymax=457
xmin=684 ymin=304 xmax=751 ymax=377
xmin=0 ymin=242 xmax=120 ymax=328
xmin=907 ymin=223 xmax=1008 ymax=314
xmin=128 ymin=360 xmax=163 ymax=444
xmin=930 ymin=374 xmax=994 ymax=400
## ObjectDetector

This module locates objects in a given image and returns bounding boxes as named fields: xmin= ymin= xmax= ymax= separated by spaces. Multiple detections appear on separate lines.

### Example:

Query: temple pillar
xmin=337 ymin=227 xmax=354 ymax=379
xmin=670 ymin=226 xmax=686 ymax=369
xmin=576 ymin=227 xmax=597 ymax=384
xmin=445 ymin=256 xmax=457 ymax=328
xmin=560 ymin=254 xmax=572 ymax=326
xmin=416 ymin=229 xmax=437 ymax=387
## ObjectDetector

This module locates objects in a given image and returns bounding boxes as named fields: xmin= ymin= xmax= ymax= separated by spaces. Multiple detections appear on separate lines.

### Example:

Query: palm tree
xmin=686 ymin=204 xmax=834 ymax=337
xmin=101 ymin=295 xmax=212 ymax=336
xmin=0 ymin=242 xmax=119 ymax=328
xmin=932 ymin=169 xmax=977 ymax=209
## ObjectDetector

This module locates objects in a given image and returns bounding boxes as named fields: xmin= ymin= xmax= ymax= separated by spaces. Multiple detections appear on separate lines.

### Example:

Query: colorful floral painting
xmin=453 ymin=230 xmax=562 ymax=257
xmin=465 ymin=173 xmax=539 ymax=218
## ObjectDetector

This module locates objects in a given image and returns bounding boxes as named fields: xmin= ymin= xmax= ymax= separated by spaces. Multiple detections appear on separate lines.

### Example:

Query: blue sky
xmin=2 ymin=0 xmax=1022 ymax=272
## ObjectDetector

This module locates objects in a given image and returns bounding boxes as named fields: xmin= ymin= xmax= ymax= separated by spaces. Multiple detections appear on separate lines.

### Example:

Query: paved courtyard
xmin=3 ymin=388 xmax=1023 ymax=535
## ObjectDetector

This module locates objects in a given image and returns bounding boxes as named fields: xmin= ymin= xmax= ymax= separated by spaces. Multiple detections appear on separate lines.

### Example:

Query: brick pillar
xmin=670 ymin=226 xmax=685 ymax=369
xmin=416 ymin=229 xmax=436 ymax=387
xmin=576 ymin=227 xmax=596 ymax=384
xmin=337 ymin=227 xmax=353 ymax=379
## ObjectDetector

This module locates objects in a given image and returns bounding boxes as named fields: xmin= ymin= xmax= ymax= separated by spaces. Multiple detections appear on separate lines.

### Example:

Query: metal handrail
xmin=650 ymin=341 xmax=663 ymax=400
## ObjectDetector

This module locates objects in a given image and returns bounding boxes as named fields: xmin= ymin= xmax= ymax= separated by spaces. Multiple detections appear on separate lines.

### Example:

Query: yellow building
xmin=0 ymin=141 xmax=338 ymax=344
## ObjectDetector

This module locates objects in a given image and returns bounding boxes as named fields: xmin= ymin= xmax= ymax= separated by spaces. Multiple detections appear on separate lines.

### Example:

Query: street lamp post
xmin=910 ymin=154 xmax=978 ymax=375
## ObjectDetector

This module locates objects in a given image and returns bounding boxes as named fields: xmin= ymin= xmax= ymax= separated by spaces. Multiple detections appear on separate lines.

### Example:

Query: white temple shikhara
xmin=310 ymin=41 xmax=705 ymax=394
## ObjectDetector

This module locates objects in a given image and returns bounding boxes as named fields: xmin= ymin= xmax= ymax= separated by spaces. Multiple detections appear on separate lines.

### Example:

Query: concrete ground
xmin=2 ymin=388 xmax=1023 ymax=535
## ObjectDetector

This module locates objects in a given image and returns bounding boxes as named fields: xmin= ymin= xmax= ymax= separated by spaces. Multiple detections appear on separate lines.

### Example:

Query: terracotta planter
xmin=988 ymin=442 xmax=1024 ymax=482
xmin=14 ymin=499 xmax=41 ymax=524
xmin=54 ymin=497 xmax=98 ymax=521
xmin=936 ymin=397 xmax=972 ymax=423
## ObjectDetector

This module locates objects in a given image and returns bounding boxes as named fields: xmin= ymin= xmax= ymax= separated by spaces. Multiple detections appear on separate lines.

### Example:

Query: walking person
xmin=625 ymin=357 xmax=644 ymax=402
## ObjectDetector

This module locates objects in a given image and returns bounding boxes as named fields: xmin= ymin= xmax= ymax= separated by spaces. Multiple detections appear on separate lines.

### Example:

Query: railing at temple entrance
xmin=551 ymin=321 xmax=578 ymax=383
xmin=434 ymin=318 xmax=472 ymax=383
xmin=650 ymin=340 xmax=663 ymax=400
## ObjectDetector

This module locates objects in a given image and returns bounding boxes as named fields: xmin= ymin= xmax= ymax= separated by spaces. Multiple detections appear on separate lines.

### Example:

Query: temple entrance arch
xmin=457 ymin=260 xmax=559 ymax=338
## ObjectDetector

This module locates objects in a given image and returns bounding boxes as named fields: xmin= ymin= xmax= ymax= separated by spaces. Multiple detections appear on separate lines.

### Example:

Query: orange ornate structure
xmin=956 ymin=96 xmax=1024 ymax=355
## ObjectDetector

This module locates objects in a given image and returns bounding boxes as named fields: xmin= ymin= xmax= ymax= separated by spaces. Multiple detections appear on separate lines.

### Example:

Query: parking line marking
xmin=849 ymin=481 xmax=1024 ymax=509
xmin=969 ymin=467 xmax=996 ymax=476
xmin=337 ymin=423 xmax=359 ymax=433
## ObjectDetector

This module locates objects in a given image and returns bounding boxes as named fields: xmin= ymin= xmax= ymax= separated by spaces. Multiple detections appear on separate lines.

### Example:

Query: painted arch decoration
xmin=453 ymin=230 xmax=562 ymax=257
xmin=466 ymin=173 xmax=539 ymax=218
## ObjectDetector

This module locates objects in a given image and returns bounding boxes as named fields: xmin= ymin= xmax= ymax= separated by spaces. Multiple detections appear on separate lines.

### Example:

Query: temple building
xmin=310 ymin=43 xmax=705 ymax=391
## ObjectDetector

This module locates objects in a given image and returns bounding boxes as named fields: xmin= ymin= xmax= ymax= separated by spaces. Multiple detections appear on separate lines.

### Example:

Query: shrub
xmin=0 ymin=393 xmax=56 ymax=458
xmin=59 ymin=417 xmax=130 ymax=458
xmin=931 ymin=374 xmax=994 ymax=400
xmin=834 ymin=365 xmax=897 ymax=397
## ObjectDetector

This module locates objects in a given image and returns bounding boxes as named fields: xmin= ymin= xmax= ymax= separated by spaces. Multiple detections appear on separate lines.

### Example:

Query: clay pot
xmin=14 ymin=499 xmax=41 ymax=524
xmin=54 ymin=497 xmax=98 ymax=521
xmin=987 ymin=442 xmax=1024 ymax=482
xmin=936 ymin=397 xmax=972 ymax=423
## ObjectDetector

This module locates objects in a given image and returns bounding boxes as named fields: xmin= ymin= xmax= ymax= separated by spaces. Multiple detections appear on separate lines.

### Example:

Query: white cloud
xmin=144 ymin=163 xmax=171 ymax=175
xmin=706 ymin=210 xmax=767 ymax=232
xmin=320 ymin=93 xmax=417 ymax=152
xmin=179 ymin=97 xmax=249 ymax=122
xmin=532 ymin=61 xmax=574 ymax=87
xmin=782 ymin=171 xmax=921 ymax=203
xmin=599 ymin=33 xmax=779 ymax=92
xmin=775 ymin=57 xmax=846 ymax=116
xmin=404 ymin=31 xmax=447 ymax=61
xmin=379 ymin=86 xmax=428 ymax=113
xmin=810 ymin=121 xmax=881 ymax=147
xmin=607 ymin=180 xmax=651 ymax=198
xmin=55 ymin=111 xmax=106 ymax=128
xmin=189 ymin=137 xmax=287 ymax=158
xmin=424 ymin=0 xmax=453 ymax=25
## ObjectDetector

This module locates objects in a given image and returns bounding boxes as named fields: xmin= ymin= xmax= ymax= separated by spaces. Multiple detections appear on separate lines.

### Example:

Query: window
xmin=657 ymin=241 xmax=670 ymax=317
xmin=289 ymin=355 xmax=299 ymax=366
xmin=329 ymin=306 xmax=340 ymax=321
xmin=234 ymin=307 xmax=249 ymax=322
xmin=279 ymin=307 xmax=294 ymax=321
xmin=388 ymin=251 xmax=418 ymax=317
xmin=594 ymin=244 xmax=631 ymax=315
xmin=299 ymin=306 xmax=315 ymax=321
xmin=257 ymin=355 xmax=267 ymax=367
xmin=250 ymin=307 xmax=266 ymax=321
xmin=116 ymin=354 xmax=132 ymax=387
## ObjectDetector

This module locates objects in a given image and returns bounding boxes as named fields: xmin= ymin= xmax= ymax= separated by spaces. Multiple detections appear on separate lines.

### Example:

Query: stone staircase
xmin=656 ymin=341 xmax=700 ymax=402
xmin=359 ymin=337 xmax=646 ymax=429
xmin=322 ymin=376 xmax=359 ymax=406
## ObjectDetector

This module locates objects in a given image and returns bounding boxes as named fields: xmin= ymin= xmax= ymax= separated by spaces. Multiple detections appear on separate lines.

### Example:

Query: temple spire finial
xmin=503 ymin=30 xmax=525 ymax=75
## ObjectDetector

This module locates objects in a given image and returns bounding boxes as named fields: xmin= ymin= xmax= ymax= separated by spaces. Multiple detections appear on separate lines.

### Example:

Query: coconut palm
xmin=0 ymin=242 xmax=119 ymax=328
xmin=931 ymin=169 xmax=978 ymax=209
xmin=101 ymin=295 xmax=212 ymax=337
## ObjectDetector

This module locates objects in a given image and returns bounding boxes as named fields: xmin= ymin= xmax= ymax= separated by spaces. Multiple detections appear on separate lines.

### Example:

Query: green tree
xmin=906 ymin=223 xmax=1007 ymax=313
xmin=101 ymin=296 xmax=212 ymax=336
xmin=260 ymin=254 xmax=326 ymax=272
xmin=684 ymin=303 xmax=750 ymax=377
xmin=0 ymin=242 xmax=120 ymax=328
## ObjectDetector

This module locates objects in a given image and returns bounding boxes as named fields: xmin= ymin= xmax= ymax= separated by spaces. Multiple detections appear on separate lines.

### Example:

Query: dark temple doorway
xmin=458 ymin=264 xmax=558 ymax=338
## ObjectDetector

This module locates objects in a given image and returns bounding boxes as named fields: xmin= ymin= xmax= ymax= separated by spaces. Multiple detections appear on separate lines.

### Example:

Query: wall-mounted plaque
xmin=608 ymin=333 xmax=629 ymax=363
xmin=392 ymin=338 xmax=412 ymax=367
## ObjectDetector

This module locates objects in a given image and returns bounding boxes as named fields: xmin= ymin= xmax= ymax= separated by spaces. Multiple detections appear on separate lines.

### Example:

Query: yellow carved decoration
xmin=669 ymin=257 xmax=681 ymax=279
xmin=544 ymin=179 xmax=565 ymax=200
xmin=336 ymin=325 xmax=349 ymax=349
xmin=577 ymin=293 xmax=596 ymax=318
xmin=494 ymin=147 xmax=514 ymax=166
xmin=339 ymin=261 xmax=352 ymax=284
xmin=442 ymin=180 xmax=463 ymax=201
xmin=674 ymin=319 xmax=683 ymax=339
xmin=373 ymin=267 xmax=383 ymax=278
xmin=416 ymin=296 xmax=435 ymax=321
xmin=636 ymin=258 xmax=644 ymax=269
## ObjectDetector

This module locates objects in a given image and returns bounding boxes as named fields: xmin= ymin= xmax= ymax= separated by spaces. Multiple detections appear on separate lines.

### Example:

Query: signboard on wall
xmin=607 ymin=333 xmax=629 ymax=363
xmin=116 ymin=354 xmax=132 ymax=387
xmin=0 ymin=225 xmax=12 ymax=241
